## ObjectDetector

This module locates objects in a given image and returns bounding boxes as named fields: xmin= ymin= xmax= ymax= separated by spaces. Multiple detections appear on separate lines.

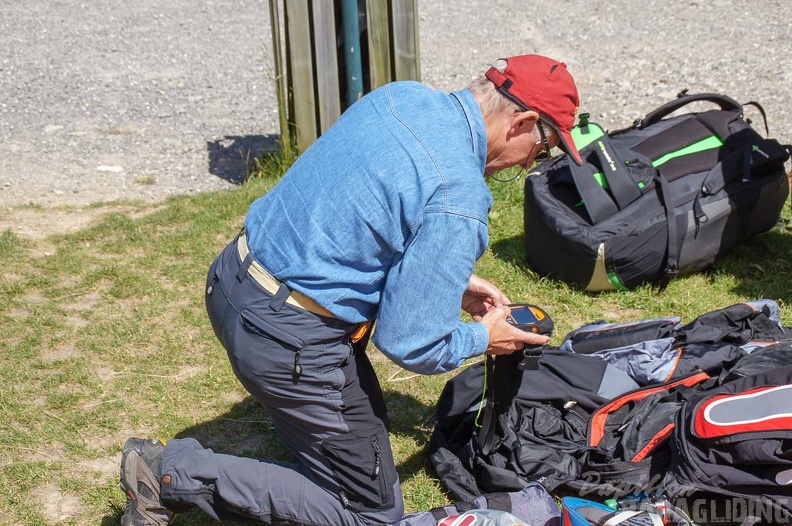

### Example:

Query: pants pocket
xmin=321 ymin=426 xmax=396 ymax=512
xmin=240 ymin=308 xmax=306 ymax=350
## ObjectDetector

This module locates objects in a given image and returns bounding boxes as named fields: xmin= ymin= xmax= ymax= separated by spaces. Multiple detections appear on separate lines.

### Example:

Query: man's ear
xmin=510 ymin=110 xmax=540 ymax=135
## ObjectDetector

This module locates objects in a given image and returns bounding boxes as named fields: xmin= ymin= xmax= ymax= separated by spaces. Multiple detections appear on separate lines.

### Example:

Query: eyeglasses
xmin=533 ymin=121 xmax=554 ymax=162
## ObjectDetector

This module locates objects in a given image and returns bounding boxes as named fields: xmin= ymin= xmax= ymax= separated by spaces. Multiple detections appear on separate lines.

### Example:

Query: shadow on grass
xmin=490 ymin=234 xmax=526 ymax=269
xmin=144 ymin=386 xmax=436 ymax=524
xmin=168 ymin=388 xmax=434 ymax=470
xmin=207 ymin=134 xmax=280 ymax=184
xmin=715 ymin=227 xmax=792 ymax=303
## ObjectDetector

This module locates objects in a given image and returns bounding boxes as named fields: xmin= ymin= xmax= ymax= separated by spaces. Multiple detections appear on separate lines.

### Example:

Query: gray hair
xmin=468 ymin=59 xmax=522 ymax=117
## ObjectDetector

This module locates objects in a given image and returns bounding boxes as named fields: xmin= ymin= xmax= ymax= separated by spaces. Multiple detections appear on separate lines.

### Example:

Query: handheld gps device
xmin=506 ymin=304 xmax=553 ymax=370
xmin=506 ymin=304 xmax=554 ymax=337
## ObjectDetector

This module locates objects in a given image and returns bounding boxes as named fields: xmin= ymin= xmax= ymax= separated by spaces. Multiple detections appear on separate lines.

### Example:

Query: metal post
xmin=341 ymin=0 xmax=364 ymax=107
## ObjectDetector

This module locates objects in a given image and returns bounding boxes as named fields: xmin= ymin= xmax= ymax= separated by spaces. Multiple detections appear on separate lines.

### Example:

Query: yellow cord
xmin=474 ymin=359 xmax=489 ymax=428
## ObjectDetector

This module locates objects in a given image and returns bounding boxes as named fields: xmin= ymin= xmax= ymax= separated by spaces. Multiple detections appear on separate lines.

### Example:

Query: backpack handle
xmin=638 ymin=92 xmax=743 ymax=129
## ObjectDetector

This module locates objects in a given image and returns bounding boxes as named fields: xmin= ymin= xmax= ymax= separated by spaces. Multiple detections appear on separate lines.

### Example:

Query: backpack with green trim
xmin=523 ymin=91 xmax=791 ymax=291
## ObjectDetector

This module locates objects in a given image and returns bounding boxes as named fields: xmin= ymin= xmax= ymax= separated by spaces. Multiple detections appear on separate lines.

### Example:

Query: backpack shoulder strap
xmin=653 ymin=171 xmax=680 ymax=285
xmin=476 ymin=352 xmax=527 ymax=455
xmin=567 ymin=122 xmax=648 ymax=224
xmin=638 ymin=92 xmax=743 ymax=129
xmin=742 ymin=100 xmax=770 ymax=137
xmin=589 ymin=134 xmax=644 ymax=209
xmin=568 ymin=159 xmax=620 ymax=224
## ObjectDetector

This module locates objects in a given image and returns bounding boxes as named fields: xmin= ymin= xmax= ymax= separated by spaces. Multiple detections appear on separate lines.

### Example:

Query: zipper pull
xmin=293 ymin=350 xmax=303 ymax=375
xmin=372 ymin=438 xmax=381 ymax=477
xmin=206 ymin=274 xmax=219 ymax=295
xmin=339 ymin=490 xmax=349 ymax=508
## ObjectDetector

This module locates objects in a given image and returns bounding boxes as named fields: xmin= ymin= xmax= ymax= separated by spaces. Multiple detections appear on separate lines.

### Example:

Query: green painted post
xmin=341 ymin=0 xmax=364 ymax=107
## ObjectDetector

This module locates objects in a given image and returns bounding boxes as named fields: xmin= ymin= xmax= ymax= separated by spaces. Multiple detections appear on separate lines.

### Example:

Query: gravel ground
xmin=1 ymin=0 xmax=790 ymax=211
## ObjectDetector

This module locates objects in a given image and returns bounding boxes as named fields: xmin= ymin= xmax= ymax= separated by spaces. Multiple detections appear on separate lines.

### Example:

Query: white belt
xmin=237 ymin=234 xmax=335 ymax=318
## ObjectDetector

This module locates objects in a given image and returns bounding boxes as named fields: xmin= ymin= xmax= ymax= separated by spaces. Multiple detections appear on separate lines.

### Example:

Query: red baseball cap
xmin=485 ymin=55 xmax=582 ymax=165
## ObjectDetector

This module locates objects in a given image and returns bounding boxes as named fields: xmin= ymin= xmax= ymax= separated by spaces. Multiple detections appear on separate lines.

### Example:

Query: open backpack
xmin=429 ymin=300 xmax=792 ymax=525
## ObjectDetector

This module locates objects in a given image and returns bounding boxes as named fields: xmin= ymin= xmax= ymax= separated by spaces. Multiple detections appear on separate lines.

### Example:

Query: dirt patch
xmin=1 ymin=207 xmax=110 ymax=240
xmin=7 ymin=307 xmax=30 ymax=319
xmin=30 ymin=484 xmax=83 ymax=523
xmin=600 ymin=308 xmax=645 ymax=321
xmin=65 ymin=291 xmax=102 ymax=312
xmin=0 ymin=204 xmax=164 ymax=242
xmin=21 ymin=290 xmax=48 ymax=304
xmin=173 ymin=365 xmax=202 ymax=382
xmin=41 ymin=342 xmax=79 ymax=363
xmin=94 ymin=366 xmax=118 ymax=382
xmin=65 ymin=314 xmax=90 ymax=329
xmin=221 ymin=390 xmax=248 ymax=405
xmin=76 ymin=455 xmax=120 ymax=480
xmin=29 ymin=444 xmax=67 ymax=462
xmin=2 ymin=272 xmax=25 ymax=283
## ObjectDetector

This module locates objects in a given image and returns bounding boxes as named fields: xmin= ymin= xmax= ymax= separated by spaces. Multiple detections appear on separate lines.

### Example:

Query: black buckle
xmin=518 ymin=346 xmax=544 ymax=370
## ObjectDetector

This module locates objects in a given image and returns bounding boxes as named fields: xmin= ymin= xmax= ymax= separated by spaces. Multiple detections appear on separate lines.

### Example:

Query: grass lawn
xmin=1 ymin=166 xmax=791 ymax=525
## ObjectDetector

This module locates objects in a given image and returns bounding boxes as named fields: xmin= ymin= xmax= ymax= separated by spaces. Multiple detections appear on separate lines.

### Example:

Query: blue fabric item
xmin=562 ymin=497 xmax=615 ymax=526
xmin=597 ymin=363 xmax=641 ymax=399
xmin=507 ymin=483 xmax=561 ymax=526
xmin=748 ymin=299 xmax=782 ymax=327
xmin=392 ymin=483 xmax=560 ymax=526
xmin=244 ymin=82 xmax=492 ymax=374
xmin=590 ymin=337 xmax=677 ymax=385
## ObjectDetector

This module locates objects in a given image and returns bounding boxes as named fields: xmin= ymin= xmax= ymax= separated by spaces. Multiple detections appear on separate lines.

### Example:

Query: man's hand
xmin=462 ymin=274 xmax=511 ymax=321
xmin=480 ymin=305 xmax=550 ymax=355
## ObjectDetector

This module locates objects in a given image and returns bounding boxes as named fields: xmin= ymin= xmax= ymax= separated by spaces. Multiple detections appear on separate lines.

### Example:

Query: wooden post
xmin=366 ymin=0 xmax=392 ymax=90
xmin=391 ymin=0 xmax=420 ymax=82
xmin=267 ymin=0 xmax=291 ymax=150
xmin=269 ymin=0 xmax=421 ymax=155
xmin=285 ymin=0 xmax=317 ymax=153
xmin=312 ymin=1 xmax=341 ymax=133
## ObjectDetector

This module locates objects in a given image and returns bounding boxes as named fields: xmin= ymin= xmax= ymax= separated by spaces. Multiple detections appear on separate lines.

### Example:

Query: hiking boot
xmin=119 ymin=438 xmax=174 ymax=526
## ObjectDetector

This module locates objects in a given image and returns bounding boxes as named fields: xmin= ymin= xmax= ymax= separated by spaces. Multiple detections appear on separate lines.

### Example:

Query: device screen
xmin=509 ymin=306 xmax=544 ymax=325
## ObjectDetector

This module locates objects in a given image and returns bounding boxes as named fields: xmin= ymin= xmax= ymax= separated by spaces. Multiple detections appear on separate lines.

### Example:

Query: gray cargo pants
xmin=159 ymin=234 xmax=404 ymax=525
